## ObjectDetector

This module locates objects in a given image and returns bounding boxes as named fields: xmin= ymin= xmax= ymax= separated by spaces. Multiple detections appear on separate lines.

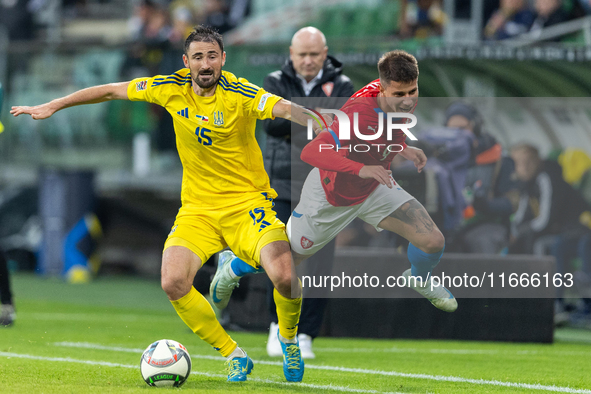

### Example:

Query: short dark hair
xmin=184 ymin=25 xmax=224 ymax=54
xmin=377 ymin=50 xmax=419 ymax=84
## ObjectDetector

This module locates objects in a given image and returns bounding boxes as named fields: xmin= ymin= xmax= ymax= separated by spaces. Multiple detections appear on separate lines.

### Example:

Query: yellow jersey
xmin=127 ymin=69 xmax=282 ymax=206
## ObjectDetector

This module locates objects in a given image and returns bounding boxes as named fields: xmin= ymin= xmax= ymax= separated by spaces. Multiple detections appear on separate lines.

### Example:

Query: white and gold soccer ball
xmin=140 ymin=339 xmax=191 ymax=387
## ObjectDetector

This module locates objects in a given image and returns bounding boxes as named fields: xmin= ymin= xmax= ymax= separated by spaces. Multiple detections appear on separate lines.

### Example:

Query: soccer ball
xmin=140 ymin=339 xmax=191 ymax=387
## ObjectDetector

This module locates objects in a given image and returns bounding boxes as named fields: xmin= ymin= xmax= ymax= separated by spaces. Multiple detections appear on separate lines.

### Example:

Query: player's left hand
xmin=399 ymin=146 xmax=427 ymax=173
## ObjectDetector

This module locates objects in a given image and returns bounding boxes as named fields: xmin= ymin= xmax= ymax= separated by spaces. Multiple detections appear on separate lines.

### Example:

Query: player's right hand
xmin=10 ymin=103 xmax=56 ymax=120
xmin=358 ymin=165 xmax=393 ymax=188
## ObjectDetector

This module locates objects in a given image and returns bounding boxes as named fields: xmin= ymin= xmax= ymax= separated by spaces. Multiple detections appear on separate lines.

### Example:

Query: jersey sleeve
xmin=127 ymin=76 xmax=167 ymax=106
xmin=237 ymin=78 xmax=282 ymax=120
xmin=301 ymin=131 xmax=365 ymax=175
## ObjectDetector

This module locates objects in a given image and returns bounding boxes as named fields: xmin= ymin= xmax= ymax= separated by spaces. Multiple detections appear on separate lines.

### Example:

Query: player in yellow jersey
xmin=11 ymin=25 xmax=316 ymax=383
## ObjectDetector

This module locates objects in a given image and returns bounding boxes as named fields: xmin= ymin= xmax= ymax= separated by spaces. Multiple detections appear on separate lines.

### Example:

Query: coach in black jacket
xmin=261 ymin=27 xmax=354 ymax=359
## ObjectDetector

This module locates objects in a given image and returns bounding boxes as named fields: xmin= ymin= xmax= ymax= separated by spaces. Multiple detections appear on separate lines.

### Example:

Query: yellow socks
xmin=170 ymin=286 xmax=236 ymax=357
xmin=273 ymin=288 xmax=302 ymax=340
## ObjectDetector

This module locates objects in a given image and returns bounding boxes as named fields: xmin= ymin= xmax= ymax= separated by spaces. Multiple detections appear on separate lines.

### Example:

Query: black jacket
xmin=262 ymin=56 xmax=355 ymax=202
xmin=512 ymin=160 xmax=590 ymax=240
xmin=467 ymin=134 xmax=517 ymax=220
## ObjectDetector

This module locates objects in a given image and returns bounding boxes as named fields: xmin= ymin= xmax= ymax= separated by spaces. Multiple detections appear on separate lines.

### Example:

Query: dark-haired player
xmin=11 ymin=25 xmax=316 ymax=383
xmin=214 ymin=50 xmax=458 ymax=313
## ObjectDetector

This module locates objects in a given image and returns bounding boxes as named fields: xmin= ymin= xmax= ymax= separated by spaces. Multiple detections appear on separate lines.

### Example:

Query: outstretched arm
xmin=271 ymin=99 xmax=329 ymax=134
xmin=10 ymin=82 xmax=130 ymax=120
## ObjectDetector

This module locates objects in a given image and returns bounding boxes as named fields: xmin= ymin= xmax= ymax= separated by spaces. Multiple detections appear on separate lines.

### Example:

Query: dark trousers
xmin=0 ymin=251 xmax=12 ymax=305
xmin=268 ymin=199 xmax=335 ymax=339
xmin=551 ymin=231 xmax=591 ymax=305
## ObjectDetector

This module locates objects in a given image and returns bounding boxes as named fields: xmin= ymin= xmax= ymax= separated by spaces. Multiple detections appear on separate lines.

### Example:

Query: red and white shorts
xmin=287 ymin=168 xmax=414 ymax=256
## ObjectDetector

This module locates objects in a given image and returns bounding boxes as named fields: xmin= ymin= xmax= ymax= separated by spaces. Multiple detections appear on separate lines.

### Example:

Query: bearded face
xmin=183 ymin=40 xmax=226 ymax=91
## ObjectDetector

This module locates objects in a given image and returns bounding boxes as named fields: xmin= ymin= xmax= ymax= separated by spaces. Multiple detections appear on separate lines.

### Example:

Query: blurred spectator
xmin=227 ymin=0 xmax=251 ymax=28
xmin=0 ymin=0 xmax=35 ymax=41
xmin=528 ymin=0 xmax=570 ymax=38
xmin=128 ymin=0 xmax=161 ymax=42
xmin=509 ymin=144 xmax=590 ymax=256
xmin=203 ymin=0 xmax=233 ymax=34
xmin=400 ymin=0 xmax=447 ymax=39
xmin=510 ymin=144 xmax=591 ymax=320
xmin=484 ymin=0 xmax=535 ymax=40
xmin=126 ymin=0 xmax=174 ymax=76
xmin=559 ymin=149 xmax=591 ymax=206
xmin=444 ymin=102 xmax=518 ymax=253
xmin=412 ymin=126 xmax=474 ymax=234
xmin=169 ymin=0 xmax=199 ymax=47
xmin=576 ymin=0 xmax=591 ymax=14
xmin=556 ymin=148 xmax=591 ymax=319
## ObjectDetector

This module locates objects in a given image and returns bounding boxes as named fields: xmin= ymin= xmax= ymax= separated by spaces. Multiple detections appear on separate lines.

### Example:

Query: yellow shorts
xmin=163 ymin=192 xmax=288 ymax=268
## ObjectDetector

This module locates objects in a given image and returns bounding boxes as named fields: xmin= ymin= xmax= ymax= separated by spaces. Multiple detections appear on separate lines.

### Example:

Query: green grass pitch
xmin=1 ymin=273 xmax=590 ymax=393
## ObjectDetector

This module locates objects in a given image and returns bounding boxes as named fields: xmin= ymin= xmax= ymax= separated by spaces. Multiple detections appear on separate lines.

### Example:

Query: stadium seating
xmin=315 ymin=1 xmax=399 ymax=38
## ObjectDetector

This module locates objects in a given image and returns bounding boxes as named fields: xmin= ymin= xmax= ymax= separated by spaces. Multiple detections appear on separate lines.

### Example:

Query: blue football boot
xmin=226 ymin=351 xmax=254 ymax=382
xmin=278 ymin=330 xmax=304 ymax=382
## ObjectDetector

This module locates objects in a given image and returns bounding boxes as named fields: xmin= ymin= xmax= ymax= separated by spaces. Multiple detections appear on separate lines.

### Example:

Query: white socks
xmin=278 ymin=333 xmax=297 ymax=344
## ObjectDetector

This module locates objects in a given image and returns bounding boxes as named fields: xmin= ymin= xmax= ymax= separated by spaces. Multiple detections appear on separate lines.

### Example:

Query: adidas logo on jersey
xmin=177 ymin=108 xmax=189 ymax=118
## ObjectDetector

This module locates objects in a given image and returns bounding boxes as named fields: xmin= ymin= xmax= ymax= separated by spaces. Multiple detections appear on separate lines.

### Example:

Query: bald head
xmin=290 ymin=27 xmax=328 ymax=82
xmin=291 ymin=27 xmax=327 ymax=47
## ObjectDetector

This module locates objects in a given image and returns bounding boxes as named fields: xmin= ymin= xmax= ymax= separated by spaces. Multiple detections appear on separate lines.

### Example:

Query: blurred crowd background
xmin=4 ymin=0 xmax=591 ymax=43
xmin=1 ymin=0 xmax=591 ymax=326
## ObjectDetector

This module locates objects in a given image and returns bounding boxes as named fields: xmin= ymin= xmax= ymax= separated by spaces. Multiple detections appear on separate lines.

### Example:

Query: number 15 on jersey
xmin=195 ymin=127 xmax=212 ymax=146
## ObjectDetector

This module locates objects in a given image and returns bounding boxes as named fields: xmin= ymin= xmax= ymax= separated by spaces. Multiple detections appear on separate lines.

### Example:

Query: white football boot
xmin=402 ymin=269 xmax=458 ymax=312
xmin=209 ymin=251 xmax=240 ymax=310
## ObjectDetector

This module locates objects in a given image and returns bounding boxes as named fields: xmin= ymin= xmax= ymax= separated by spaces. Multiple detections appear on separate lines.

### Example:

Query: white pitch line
xmin=317 ymin=347 xmax=591 ymax=357
xmin=317 ymin=347 xmax=500 ymax=355
xmin=20 ymin=312 xmax=171 ymax=322
xmin=55 ymin=342 xmax=146 ymax=353
xmin=0 ymin=352 xmax=402 ymax=394
xmin=303 ymin=364 xmax=591 ymax=394
xmin=52 ymin=342 xmax=591 ymax=394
